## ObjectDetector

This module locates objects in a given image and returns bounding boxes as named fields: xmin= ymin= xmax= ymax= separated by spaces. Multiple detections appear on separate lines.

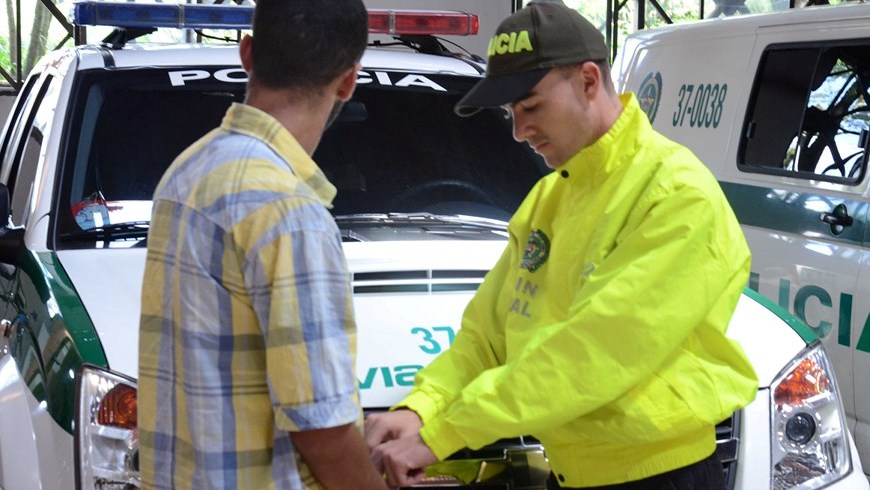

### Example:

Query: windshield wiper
xmin=334 ymin=212 xmax=508 ymax=229
xmin=60 ymin=221 xmax=150 ymax=241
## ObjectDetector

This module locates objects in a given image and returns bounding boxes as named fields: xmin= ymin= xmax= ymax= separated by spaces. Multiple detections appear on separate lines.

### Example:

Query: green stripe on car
xmin=719 ymin=181 xmax=868 ymax=247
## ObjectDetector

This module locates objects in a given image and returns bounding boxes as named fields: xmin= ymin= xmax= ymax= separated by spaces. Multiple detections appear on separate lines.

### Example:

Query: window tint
xmin=315 ymin=73 xmax=547 ymax=221
xmin=740 ymin=42 xmax=870 ymax=183
xmin=1 ymin=75 xmax=52 ymax=193
xmin=1 ymin=74 xmax=59 ymax=226
xmin=11 ymin=128 xmax=44 ymax=226
xmin=57 ymin=69 xmax=243 ymax=245
xmin=0 ymin=74 xmax=39 ymax=169
xmin=56 ymin=68 xmax=546 ymax=248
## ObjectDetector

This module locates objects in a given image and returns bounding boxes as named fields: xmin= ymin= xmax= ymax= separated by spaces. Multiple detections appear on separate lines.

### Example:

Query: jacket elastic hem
xmin=544 ymin=425 xmax=717 ymax=487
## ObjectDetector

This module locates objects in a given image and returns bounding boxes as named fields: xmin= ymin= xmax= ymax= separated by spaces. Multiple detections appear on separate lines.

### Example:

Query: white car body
xmin=0 ymin=2 xmax=865 ymax=489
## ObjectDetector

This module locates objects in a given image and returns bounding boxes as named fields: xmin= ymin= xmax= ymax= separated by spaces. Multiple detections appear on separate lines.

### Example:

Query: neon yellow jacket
xmin=399 ymin=94 xmax=758 ymax=487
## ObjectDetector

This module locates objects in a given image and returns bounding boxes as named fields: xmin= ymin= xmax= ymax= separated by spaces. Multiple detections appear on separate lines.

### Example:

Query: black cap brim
xmin=454 ymin=68 xmax=550 ymax=117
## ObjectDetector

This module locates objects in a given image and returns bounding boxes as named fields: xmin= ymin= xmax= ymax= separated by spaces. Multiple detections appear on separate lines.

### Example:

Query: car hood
xmin=55 ymin=240 xmax=506 ymax=406
xmin=55 ymin=243 xmax=802 ymax=405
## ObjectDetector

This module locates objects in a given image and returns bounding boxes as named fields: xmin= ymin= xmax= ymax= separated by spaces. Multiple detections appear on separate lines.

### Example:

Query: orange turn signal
xmin=774 ymin=357 xmax=830 ymax=408
xmin=97 ymin=383 xmax=138 ymax=430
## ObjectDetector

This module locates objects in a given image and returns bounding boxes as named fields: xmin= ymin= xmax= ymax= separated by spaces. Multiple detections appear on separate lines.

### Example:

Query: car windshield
xmin=56 ymin=65 xmax=548 ymax=249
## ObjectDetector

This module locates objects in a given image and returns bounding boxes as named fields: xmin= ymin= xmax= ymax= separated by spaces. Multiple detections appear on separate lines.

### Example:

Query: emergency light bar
xmin=72 ymin=1 xmax=479 ymax=36
xmin=368 ymin=10 xmax=478 ymax=36
xmin=73 ymin=1 xmax=252 ymax=30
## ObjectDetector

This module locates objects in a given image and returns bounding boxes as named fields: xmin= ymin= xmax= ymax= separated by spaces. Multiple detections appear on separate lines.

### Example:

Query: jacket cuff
xmin=397 ymin=389 xmax=442 ymax=423
xmin=419 ymin=415 xmax=467 ymax=460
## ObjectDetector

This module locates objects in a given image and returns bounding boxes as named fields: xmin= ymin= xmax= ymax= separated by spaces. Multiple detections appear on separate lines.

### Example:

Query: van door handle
xmin=0 ymin=319 xmax=12 ymax=356
xmin=820 ymin=203 xmax=853 ymax=235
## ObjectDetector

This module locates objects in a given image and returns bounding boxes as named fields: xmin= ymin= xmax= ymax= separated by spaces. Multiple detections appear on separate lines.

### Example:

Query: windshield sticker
xmin=638 ymin=71 xmax=662 ymax=123
xmin=72 ymin=191 xmax=117 ymax=230
xmin=671 ymin=82 xmax=727 ymax=129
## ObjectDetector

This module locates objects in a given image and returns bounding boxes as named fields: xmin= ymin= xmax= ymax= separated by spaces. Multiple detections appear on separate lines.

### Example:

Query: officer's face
xmin=506 ymin=65 xmax=599 ymax=168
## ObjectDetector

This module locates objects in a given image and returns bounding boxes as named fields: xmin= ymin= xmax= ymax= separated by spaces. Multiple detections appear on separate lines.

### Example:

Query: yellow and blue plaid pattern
xmin=138 ymin=103 xmax=361 ymax=490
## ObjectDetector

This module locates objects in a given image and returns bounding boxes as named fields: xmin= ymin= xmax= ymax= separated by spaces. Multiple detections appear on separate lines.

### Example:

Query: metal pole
xmin=0 ymin=67 xmax=16 ymax=88
xmin=15 ymin=0 xmax=21 ymax=87
xmin=647 ymin=0 xmax=673 ymax=24
xmin=637 ymin=0 xmax=646 ymax=31
xmin=606 ymin=0 xmax=614 ymax=61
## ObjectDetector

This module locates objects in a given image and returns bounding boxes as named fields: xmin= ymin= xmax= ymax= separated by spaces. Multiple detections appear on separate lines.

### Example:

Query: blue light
xmin=73 ymin=1 xmax=253 ymax=30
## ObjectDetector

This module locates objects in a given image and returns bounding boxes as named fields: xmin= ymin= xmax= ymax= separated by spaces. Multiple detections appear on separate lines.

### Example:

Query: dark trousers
xmin=546 ymin=451 xmax=726 ymax=490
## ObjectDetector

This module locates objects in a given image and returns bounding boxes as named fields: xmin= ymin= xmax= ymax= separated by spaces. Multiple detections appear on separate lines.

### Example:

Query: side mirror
xmin=0 ymin=184 xmax=24 ymax=265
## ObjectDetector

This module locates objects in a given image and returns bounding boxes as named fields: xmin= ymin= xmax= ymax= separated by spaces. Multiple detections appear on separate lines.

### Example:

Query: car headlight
xmin=771 ymin=341 xmax=850 ymax=489
xmin=74 ymin=364 xmax=140 ymax=489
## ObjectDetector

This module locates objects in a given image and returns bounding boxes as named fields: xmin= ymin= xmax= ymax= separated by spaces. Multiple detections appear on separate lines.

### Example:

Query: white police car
xmin=613 ymin=2 xmax=870 ymax=482
xmin=0 ymin=2 xmax=864 ymax=489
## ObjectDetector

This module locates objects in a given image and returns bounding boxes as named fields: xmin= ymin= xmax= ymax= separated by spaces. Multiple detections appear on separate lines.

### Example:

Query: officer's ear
xmin=575 ymin=61 xmax=604 ymax=99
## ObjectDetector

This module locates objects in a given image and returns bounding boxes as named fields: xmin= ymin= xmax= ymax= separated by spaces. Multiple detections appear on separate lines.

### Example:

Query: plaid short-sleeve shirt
xmin=138 ymin=103 xmax=361 ymax=490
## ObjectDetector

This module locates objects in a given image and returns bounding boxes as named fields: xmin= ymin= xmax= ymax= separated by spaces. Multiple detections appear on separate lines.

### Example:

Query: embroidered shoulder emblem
xmin=521 ymin=229 xmax=550 ymax=272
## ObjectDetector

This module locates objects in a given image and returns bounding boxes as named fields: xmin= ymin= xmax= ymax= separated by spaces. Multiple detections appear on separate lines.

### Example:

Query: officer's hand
xmin=372 ymin=432 xmax=437 ymax=488
xmin=364 ymin=409 xmax=423 ymax=450
xmin=365 ymin=409 xmax=423 ymax=473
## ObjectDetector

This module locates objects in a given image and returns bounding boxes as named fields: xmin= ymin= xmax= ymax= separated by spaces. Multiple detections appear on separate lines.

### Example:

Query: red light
xmin=368 ymin=10 xmax=479 ymax=36
xmin=97 ymin=383 xmax=138 ymax=430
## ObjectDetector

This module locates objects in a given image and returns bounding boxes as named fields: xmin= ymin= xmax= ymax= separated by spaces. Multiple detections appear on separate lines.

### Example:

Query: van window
xmin=739 ymin=42 xmax=870 ymax=183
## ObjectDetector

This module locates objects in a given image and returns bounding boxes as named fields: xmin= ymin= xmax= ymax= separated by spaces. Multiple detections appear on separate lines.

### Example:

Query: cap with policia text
xmin=455 ymin=0 xmax=608 ymax=117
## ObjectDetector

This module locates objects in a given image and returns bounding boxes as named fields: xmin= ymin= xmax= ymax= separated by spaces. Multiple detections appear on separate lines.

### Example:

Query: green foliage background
xmin=0 ymin=36 xmax=9 ymax=78
xmin=0 ymin=0 xmax=859 ymax=88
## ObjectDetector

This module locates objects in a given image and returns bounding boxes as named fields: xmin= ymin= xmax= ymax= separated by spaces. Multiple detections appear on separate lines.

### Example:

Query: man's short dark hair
xmin=250 ymin=0 xmax=367 ymax=93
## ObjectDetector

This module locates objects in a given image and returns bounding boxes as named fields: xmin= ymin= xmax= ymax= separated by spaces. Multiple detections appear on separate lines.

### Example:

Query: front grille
xmin=352 ymin=269 xmax=488 ymax=294
xmin=716 ymin=410 xmax=741 ymax=490
xmin=368 ymin=405 xmax=742 ymax=489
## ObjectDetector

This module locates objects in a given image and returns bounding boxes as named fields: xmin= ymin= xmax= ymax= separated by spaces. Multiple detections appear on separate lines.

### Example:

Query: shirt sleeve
xmin=416 ymin=181 xmax=751 ymax=459
xmin=238 ymin=196 xmax=361 ymax=433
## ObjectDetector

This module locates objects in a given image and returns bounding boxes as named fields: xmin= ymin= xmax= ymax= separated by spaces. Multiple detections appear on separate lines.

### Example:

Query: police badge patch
xmin=521 ymin=229 xmax=550 ymax=272
xmin=638 ymin=71 xmax=663 ymax=123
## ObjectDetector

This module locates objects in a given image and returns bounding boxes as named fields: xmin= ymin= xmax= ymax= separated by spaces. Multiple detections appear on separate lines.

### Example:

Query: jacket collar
xmin=555 ymin=93 xmax=649 ymax=188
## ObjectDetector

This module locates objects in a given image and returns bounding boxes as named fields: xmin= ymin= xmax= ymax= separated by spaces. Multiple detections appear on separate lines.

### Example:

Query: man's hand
xmin=371 ymin=432 xmax=438 ymax=488
xmin=364 ymin=409 xmax=423 ymax=451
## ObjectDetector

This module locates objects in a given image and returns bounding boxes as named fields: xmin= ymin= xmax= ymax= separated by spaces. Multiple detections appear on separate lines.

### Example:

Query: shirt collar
xmin=221 ymin=102 xmax=337 ymax=206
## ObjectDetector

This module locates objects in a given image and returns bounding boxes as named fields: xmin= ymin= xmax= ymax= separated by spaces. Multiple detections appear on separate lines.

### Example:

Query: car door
xmin=0 ymin=70 xmax=58 ymax=402
xmin=721 ymin=21 xmax=870 ymax=465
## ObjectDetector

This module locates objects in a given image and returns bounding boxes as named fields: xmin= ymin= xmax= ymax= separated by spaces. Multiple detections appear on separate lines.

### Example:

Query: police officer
xmin=364 ymin=1 xmax=758 ymax=489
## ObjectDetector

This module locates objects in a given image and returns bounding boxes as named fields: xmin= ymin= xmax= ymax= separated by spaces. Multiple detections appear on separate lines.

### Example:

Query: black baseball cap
xmin=455 ymin=0 xmax=608 ymax=117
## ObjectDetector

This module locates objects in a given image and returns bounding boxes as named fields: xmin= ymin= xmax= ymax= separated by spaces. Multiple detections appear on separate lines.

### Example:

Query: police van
xmin=0 ymin=2 xmax=865 ymax=489
xmin=613 ymin=2 xmax=870 ymax=480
